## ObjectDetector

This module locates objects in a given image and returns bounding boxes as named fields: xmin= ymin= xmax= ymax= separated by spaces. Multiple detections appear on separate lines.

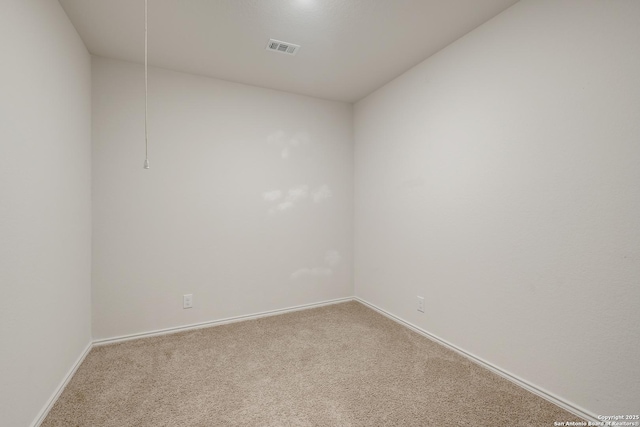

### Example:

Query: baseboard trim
xmin=31 ymin=341 xmax=93 ymax=427
xmin=93 ymin=296 xmax=354 ymax=346
xmin=33 ymin=296 xmax=598 ymax=425
xmin=32 ymin=297 xmax=353 ymax=426
xmin=354 ymin=296 xmax=599 ymax=424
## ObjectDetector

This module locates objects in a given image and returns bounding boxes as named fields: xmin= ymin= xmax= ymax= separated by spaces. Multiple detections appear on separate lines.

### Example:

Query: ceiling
xmin=59 ymin=0 xmax=518 ymax=103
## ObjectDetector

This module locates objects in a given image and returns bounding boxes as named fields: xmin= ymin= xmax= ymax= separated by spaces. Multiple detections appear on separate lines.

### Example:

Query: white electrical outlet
xmin=417 ymin=296 xmax=425 ymax=313
xmin=183 ymin=294 xmax=193 ymax=309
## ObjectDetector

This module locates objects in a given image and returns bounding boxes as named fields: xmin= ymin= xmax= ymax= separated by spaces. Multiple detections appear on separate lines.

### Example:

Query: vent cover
xmin=266 ymin=39 xmax=300 ymax=56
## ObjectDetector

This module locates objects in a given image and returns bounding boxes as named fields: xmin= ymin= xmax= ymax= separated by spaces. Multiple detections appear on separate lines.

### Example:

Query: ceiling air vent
xmin=266 ymin=39 xmax=300 ymax=56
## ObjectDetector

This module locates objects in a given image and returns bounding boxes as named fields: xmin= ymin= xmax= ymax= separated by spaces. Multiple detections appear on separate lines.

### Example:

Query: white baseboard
xmin=354 ymin=296 xmax=599 ymax=424
xmin=31 ymin=341 xmax=93 ymax=427
xmin=32 ymin=296 xmax=598 ymax=426
xmin=93 ymin=296 xmax=354 ymax=346
xmin=32 ymin=297 xmax=353 ymax=426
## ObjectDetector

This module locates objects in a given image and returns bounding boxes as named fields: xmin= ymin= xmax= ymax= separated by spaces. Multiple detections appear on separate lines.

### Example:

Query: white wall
xmin=0 ymin=1 xmax=92 ymax=426
xmin=354 ymin=0 xmax=640 ymax=417
xmin=92 ymin=57 xmax=353 ymax=340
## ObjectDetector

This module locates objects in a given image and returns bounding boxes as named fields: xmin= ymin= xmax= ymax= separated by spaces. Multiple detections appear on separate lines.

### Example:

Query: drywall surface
xmin=92 ymin=57 xmax=353 ymax=340
xmin=354 ymin=0 xmax=640 ymax=416
xmin=0 ymin=1 xmax=92 ymax=426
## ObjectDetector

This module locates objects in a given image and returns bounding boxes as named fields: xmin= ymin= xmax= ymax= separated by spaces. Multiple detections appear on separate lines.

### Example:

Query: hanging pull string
xmin=143 ymin=0 xmax=150 ymax=169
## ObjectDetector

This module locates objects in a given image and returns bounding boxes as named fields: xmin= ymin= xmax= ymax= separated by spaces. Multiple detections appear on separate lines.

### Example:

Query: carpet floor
xmin=42 ymin=301 xmax=582 ymax=426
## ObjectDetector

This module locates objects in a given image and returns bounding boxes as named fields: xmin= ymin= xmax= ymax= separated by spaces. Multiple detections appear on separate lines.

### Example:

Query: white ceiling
xmin=59 ymin=0 xmax=518 ymax=102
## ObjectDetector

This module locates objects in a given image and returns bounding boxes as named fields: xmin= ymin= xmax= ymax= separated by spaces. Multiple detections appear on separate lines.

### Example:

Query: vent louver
xmin=266 ymin=39 xmax=300 ymax=56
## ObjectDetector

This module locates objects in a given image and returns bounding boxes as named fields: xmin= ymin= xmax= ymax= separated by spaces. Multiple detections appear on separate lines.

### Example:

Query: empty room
xmin=1 ymin=0 xmax=639 ymax=425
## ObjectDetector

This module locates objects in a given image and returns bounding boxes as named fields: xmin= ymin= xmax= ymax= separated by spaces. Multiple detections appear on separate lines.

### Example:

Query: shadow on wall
xmin=267 ymin=130 xmax=311 ymax=160
xmin=263 ymin=129 xmax=341 ymax=283
xmin=291 ymin=250 xmax=341 ymax=280
xmin=263 ymin=184 xmax=332 ymax=214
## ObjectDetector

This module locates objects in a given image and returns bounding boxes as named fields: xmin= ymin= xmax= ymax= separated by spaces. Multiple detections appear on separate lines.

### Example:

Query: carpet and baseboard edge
xmin=92 ymin=297 xmax=354 ymax=346
xmin=353 ymin=296 xmax=599 ymax=424
xmin=31 ymin=296 xmax=352 ymax=426
xmin=31 ymin=342 xmax=93 ymax=427
xmin=32 ymin=295 xmax=599 ymax=425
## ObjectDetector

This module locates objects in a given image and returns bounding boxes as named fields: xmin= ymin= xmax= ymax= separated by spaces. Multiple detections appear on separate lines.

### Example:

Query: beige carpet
xmin=43 ymin=301 xmax=582 ymax=426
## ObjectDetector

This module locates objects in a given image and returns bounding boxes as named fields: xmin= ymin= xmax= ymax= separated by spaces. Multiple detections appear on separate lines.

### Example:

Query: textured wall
xmin=355 ymin=0 xmax=640 ymax=416
xmin=0 ymin=1 xmax=92 ymax=425
xmin=92 ymin=57 xmax=353 ymax=340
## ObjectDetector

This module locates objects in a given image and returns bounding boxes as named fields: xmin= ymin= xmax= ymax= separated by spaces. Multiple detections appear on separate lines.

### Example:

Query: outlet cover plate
xmin=183 ymin=294 xmax=193 ymax=309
